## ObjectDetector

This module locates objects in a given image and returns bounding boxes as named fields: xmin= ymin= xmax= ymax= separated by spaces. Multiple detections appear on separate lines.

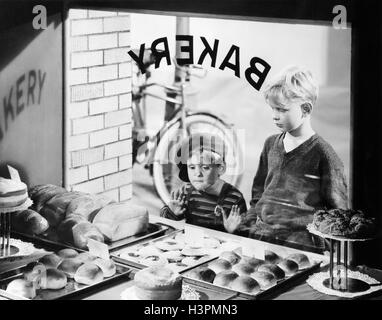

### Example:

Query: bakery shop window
xmin=128 ymin=12 xmax=351 ymax=253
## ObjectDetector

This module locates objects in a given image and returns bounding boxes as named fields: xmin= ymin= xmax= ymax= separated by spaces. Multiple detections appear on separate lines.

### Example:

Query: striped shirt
xmin=160 ymin=182 xmax=247 ymax=234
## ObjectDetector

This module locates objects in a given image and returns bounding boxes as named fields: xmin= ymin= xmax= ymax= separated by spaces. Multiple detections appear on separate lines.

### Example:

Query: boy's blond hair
xmin=263 ymin=65 xmax=319 ymax=108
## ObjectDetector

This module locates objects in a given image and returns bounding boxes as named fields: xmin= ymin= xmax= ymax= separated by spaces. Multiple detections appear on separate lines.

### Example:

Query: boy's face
xmin=186 ymin=152 xmax=223 ymax=191
xmin=269 ymin=98 xmax=306 ymax=132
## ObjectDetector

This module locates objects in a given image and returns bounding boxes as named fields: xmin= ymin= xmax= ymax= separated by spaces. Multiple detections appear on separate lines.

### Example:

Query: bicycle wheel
xmin=152 ymin=113 xmax=244 ymax=205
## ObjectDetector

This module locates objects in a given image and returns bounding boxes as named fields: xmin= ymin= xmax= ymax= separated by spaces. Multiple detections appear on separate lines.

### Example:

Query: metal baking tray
xmin=181 ymin=255 xmax=322 ymax=300
xmin=12 ymin=222 xmax=173 ymax=252
xmin=0 ymin=235 xmax=132 ymax=300
xmin=111 ymin=229 xmax=226 ymax=272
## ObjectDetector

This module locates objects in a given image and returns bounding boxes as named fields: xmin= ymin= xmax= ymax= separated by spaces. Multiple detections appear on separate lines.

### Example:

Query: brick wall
xmin=65 ymin=8 xmax=132 ymax=202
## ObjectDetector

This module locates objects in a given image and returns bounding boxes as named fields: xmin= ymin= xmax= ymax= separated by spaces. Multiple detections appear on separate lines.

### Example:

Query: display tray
xmin=111 ymin=229 xmax=239 ymax=273
xmin=182 ymin=255 xmax=322 ymax=300
xmin=12 ymin=222 xmax=172 ymax=252
xmin=0 ymin=235 xmax=132 ymax=300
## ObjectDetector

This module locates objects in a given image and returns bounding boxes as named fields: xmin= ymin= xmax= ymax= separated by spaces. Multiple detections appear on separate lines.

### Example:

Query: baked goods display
xmin=11 ymin=209 xmax=49 ymax=235
xmin=6 ymin=279 xmax=36 ymax=299
xmin=185 ymin=248 xmax=315 ymax=297
xmin=0 ymin=177 xmax=28 ymax=208
xmin=313 ymin=208 xmax=376 ymax=238
xmin=118 ymin=232 xmax=226 ymax=271
xmin=134 ymin=266 xmax=183 ymax=300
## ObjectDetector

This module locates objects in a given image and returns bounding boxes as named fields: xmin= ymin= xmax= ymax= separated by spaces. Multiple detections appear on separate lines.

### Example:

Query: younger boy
xmin=246 ymin=66 xmax=348 ymax=251
xmin=160 ymin=133 xmax=247 ymax=234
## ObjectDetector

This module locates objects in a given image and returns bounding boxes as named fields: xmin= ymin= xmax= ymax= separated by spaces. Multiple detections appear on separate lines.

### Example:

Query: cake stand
xmin=307 ymin=223 xmax=375 ymax=293
xmin=0 ymin=198 xmax=32 ymax=257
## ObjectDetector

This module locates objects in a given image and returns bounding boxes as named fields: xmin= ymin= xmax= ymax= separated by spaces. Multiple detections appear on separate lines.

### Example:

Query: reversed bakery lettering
xmin=0 ymin=69 xmax=46 ymax=141
xmin=128 ymin=36 xmax=271 ymax=91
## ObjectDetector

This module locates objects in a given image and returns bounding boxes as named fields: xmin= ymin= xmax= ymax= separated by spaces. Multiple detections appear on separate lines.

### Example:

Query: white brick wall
xmin=65 ymin=8 xmax=133 ymax=202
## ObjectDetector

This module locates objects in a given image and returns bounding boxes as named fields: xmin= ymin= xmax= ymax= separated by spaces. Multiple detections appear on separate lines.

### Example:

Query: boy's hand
xmin=222 ymin=205 xmax=242 ymax=234
xmin=168 ymin=191 xmax=186 ymax=216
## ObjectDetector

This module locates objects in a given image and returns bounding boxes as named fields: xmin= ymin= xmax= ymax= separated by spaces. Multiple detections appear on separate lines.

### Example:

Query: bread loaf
xmin=11 ymin=209 xmax=49 ymax=235
xmin=66 ymin=194 xmax=103 ymax=221
xmin=29 ymin=184 xmax=67 ymax=212
xmin=92 ymin=203 xmax=149 ymax=242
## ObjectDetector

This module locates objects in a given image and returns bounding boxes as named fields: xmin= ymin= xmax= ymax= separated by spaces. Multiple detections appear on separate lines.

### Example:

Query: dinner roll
xmin=93 ymin=258 xmax=117 ymax=278
xmin=57 ymin=248 xmax=78 ymax=259
xmin=264 ymin=250 xmax=282 ymax=264
xmin=181 ymin=256 xmax=204 ymax=266
xmin=76 ymin=252 xmax=96 ymax=264
xmin=219 ymin=251 xmax=241 ymax=265
xmin=6 ymin=279 xmax=36 ymax=299
xmin=162 ymin=250 xmax=183 ymax=263
xmin=257 ymin=264 xmax=285 ymax=280
xmin=213 ymin=271 xmax=239 ymax=287
xmin=39 ymin=253 xmax=62 ymax=269
xmin=230 ymin=276 xmax=260 ymax=294
xmin=232 ymin=262 xmax=256 ymax=276
xmin=242 ymin=257 xmax=265 ymax=270
xmin=74 ymin=263 xmax=104 ymax=285
xmin=208 ymin=259 xmax=232 ymax=274
xmin=188 ymin=267 xmax=216 ymax=283
xmin=286 ymin=253 xmax=310 ymax=269
xmin=154 ymin=240 xmax=183 ymax=251
xmin=40 ymin=268 xmax=67 ymax=290
xmin=139 ymin=255 xmax=168 ymax=267
xmin=251 ymin=271 xmax=277 ymax=290
xmin=57 ymin=258 xmax=83 ymax=278
xmin=278 ymin=259 xmax=299 ymax=276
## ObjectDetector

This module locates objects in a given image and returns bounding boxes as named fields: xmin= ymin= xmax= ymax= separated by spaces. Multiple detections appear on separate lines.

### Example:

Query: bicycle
xmin=131 ymin=49 xmax=244 ymax=205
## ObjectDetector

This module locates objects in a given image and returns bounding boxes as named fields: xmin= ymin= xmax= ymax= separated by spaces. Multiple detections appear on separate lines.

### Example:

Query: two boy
xmin=161 ymin=66 xmax=348 ymax=251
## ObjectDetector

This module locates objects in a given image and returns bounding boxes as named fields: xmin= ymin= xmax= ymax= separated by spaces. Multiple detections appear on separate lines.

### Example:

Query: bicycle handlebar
xmin=172 ymin=58 xmax=208 ymax=79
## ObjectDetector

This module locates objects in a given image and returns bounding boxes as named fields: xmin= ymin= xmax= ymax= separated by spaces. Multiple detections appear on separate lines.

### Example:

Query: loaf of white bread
xmin=92 ymin=203 xmax=149 ymax=242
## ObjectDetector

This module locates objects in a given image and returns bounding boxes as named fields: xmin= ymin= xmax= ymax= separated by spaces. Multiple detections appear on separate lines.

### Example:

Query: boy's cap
xmin=176 ymin=133 xmax=226 ymax=182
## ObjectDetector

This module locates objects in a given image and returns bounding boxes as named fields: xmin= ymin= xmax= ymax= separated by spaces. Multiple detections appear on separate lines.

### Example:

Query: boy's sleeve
xmin=160 ymin=205 xmax=185 ymax=221
xmin=246 ymin=141 xmax=269 ymax=224
xmin=320 ymin=152 xmax=349 ymax=209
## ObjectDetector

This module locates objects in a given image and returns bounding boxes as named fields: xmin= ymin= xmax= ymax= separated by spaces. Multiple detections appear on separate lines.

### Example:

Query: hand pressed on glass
xmin=222 ymin=205 xmax=242 ymax=234
xmin=168 ymin=191 xmax=187 ymax=216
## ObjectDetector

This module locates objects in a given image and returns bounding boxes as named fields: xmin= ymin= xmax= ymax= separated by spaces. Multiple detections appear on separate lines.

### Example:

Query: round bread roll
xmin=208 ymin=259 xmax=232 ymax=274
xmin=39 ymin=253 xmax=63 ymax=269
xmin=93 ymin=258 xmax=117 ymax=278
xmin=57 ymin=258 xmax=83 ymax=278
xmin=162 ymin=250 xmax=183 ymax=263
xmin=257 ymin=264 xmax=285 ymax=280
xmin=181 ymin=247 xmax=207 ymax=257
xmin=251 ymin=271 xmax=277 ymax=290
xmin=134 ymin=266 xmax=182 ymax=300
xmin=40 ymin=268 xmax=67 ymax=290
xmin=6 ymin=279 xmax=36 ymax=299
xmin=230 ymin=276 xmax=260 ymax=294
xmin=188 ymin=267 xmax=216 ymax=283
xmin=181 ymin=256 xmax=204 ymax=266
xmin=232 ymin=262 xmax=256 ymax=276
xmin=277 ymin=259 xmax=299 ymax=276
xmin=57 ymin=248 xmax=79 ymax=259
xmin=74 ymin=263 xmax=104 ymax=285
xmin=155 ymin=240 xmax=183 ymax=251
xmin=219 ymin=251 xmax=241 ymax=265
xmin=138 ymin=245 xmax=163 ymax=257
xmin=213 ymin=271 xmax=239 ymax=287
xmin=139 ymin=255 xmax=168 ymax=267
xmin=286 ymin=253 xmax=310 ymax=269
xmin=264 ymin=250 xmax=282 ymax=264
xmin=23 ymin=262 xmax=46 ymax=287
xmin=242 ymin=257 xmax=265 ymax=270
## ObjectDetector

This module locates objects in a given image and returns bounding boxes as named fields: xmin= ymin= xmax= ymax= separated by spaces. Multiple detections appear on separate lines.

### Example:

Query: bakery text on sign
xmin=128 ymin=36 xmax=271 ymax=91
xmin=0 ymin=70 xmax=46 ymax=141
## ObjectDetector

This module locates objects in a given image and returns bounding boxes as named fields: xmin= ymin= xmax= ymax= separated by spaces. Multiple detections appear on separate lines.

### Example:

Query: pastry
xmin=29 ymin=184 xmax=67 ymax=212
xmin=213 ymin=271 xmax=239 ymax=287
xmin=76 ymin=252 xmax=97 ymax=264
xmin=57 ymin=258 xmax=83 ymax=278
xmin=6 ymin=279 xmax=36 ymax=299
xmin=162 ymin=250 xmax=184 ymax=263
xmin=188 ymin=267 xmax=216 ymax=283
xmin=137 ymin=245 xmax=163 ymax=257
xmin=40 ymin=268 xmax=67 ymax=290
xmin=242 ymin=257 xmax=265 ymax=270
xmin=57 ymin=248 xmax=79 ymax=259
xmin=167 ymin=262 xmax=189 ymax=273
xmin=74 ymin=263 xmax=104 ymax=285
xmin=208 ymin=259 xmax=232 ymax=274
xmin=203 ymin=237 xmax=221 ymax=248
xmin=232 ymin=262 xmax=256 ymax=276
xmin=219 ymin=251 xmax=241 ymax=265
xmin=181 ymin=256 xmax=204 ymax=266
xmin=39 ymin=253 xmax=63 ymax=269
xmin=286 ymin=253 xmax=310 ymax=269
xmin=181 ymin=247 xmax=207 ymax=257
xmin=230 ymin=276 xmax=260 ymax=294
xmin=93 ymin=258 xmax=117 ymax=278
xmin=0 ymin=177 xmax=28 ymax=208
xmin=264 ymin=250 xmax=282 ymax=264
xmin=277 ymin=259 xmax=299 ymax=276
xmin=134 ymin=266 xmax=182 ymax=300
xmin=154 ymin=240 xmax=183 ymax=251
xmin=139 ymin=255 xmax=168 ymax=267
xmin=257 ymin=264 xmax=285 ymax=280
xmin=251 ymin=271 xmax=277 ymax=290
xmin=11 ymin=209 xmax=49 ymax=235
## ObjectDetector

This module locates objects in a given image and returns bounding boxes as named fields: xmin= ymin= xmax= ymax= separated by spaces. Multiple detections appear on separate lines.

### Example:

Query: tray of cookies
xmin=0 ymin=234 xmax=132 ymax=300
xmin=112 ymin=229 xmax=242 ymax=273
xmin=181 ymin=248 xmax=323 ymax=300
